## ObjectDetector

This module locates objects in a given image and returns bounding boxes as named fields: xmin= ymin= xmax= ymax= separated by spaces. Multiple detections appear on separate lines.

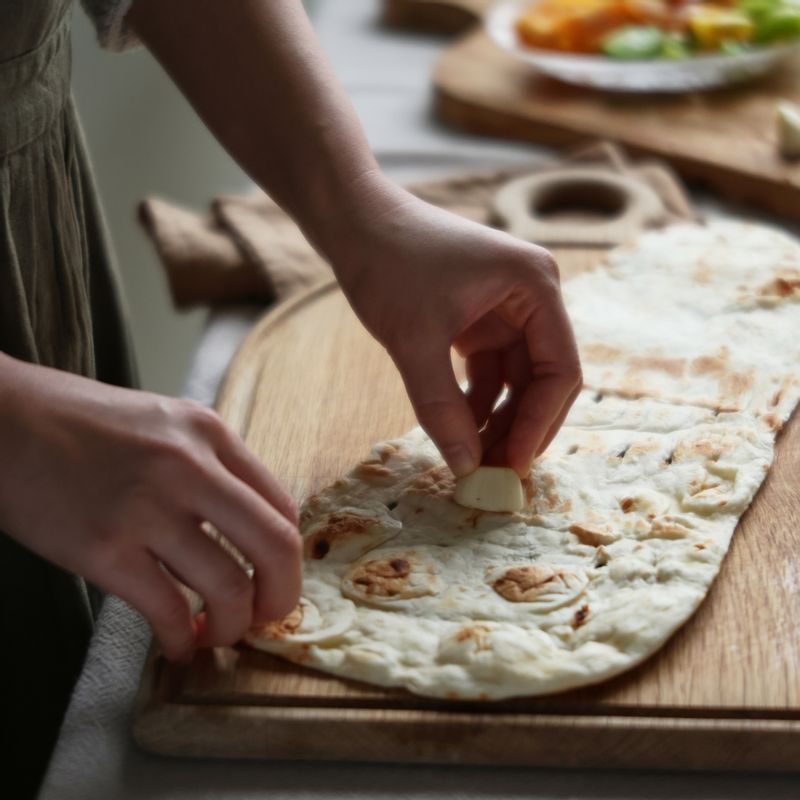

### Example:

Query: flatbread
xmin=569 ymin=221 xmax=800 ymax=423
xmin=245 ymin=221 xmax=800 ymax=699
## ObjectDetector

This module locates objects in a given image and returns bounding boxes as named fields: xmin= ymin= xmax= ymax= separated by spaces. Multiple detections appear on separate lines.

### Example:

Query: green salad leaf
xmin=740 ymin=0 xmax=800 ymax=43
xmin=602 ymin=26 xmax=666 ymax=59
xmin=661 ymin=32 xmax=691 ymax=59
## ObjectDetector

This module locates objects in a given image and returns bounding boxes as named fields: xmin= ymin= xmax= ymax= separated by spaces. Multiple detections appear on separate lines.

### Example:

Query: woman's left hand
xmin=325 ymin=176 xmax=583 ymax=479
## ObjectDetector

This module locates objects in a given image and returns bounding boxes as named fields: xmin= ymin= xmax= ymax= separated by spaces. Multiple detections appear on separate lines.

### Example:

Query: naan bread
xmin=246 ymin=221 xmax=800 ymax=699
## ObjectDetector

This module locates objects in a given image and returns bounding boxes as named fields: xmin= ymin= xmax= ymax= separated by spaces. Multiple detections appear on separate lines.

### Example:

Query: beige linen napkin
xmin=138 ymin=143 xmax=693 ymax=309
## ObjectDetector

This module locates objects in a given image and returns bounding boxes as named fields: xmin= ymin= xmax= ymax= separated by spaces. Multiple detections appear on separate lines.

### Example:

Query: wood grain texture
xmin=134 ymin=169 xmax=800 ymax=769
xmin=382 ymin=0 xmax=800 ymax=221
xmin=135 ymin=280 xmax=800 ymax=769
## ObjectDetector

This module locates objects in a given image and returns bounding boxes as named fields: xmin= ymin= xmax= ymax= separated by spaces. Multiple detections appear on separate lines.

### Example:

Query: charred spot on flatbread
xmin=305 ymin=513 xmax=375 ymax=559
xmin=626 ymin=354 xmax=686 ymax=379
xmin=619 ymin=497 xmax=635 ymax=513
xmin=673 ymin=436 xmax=725 ymax=462
xmin=691 ymin=352 xmax=728 ymax=377
xmin=493 ymin=565 xmax=557 ymax=601
xmin=571 ymin=604 xmax=590 ymax=629
xmin=737 ymin=269 xmax=800 ymax=307
xmin=647 ymin=518 xmax=692 ymax=539
xmin=582 ymin=342 xmax=622 ymax=363
xmin=403 ymin=465 xmax=455 ymax=500
xmin=528 ymin=472 xmax=570 ymax=514
xmin=354 ymin=461 xmax=395 ymax=484
xmin=719 ymin=369 xmax=754 ymax=404
xmin=342 ymin=551 xmax=439 ymax=602
xmin=251 ymin=603 xmax=304 ymax=640
xmin=568 ymin=523 xmax=618 ymax=547
xmin=491 ymin=564 xmax=589 ymax=608
xmin=303 ymin=512 xmax=399 ymax=562
xmin=454 ymin=624 xmax=492 ymax=647
xmin=437 ymin=624 xmax=495 ymax=666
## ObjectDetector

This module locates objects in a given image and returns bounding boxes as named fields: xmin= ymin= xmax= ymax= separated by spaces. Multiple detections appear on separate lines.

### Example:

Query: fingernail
xmin=443 ymin=444 xmax=477 ymax=478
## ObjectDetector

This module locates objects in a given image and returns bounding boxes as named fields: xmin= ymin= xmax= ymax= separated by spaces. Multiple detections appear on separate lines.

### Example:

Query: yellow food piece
xmin=688 ymin=5 xmax=753 ymax=48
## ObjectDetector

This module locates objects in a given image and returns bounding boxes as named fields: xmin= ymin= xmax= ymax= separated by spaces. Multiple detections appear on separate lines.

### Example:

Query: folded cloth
xmin=213 ymin=194 xmax=332 ymax=300
xmin=138 ymin=143 xmax=694 ymax=310
xmin=137 ymin=198 xmax=271 ymax=309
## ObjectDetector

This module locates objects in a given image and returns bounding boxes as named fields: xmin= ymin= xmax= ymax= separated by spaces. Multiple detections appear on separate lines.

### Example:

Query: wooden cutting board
xmin=384 ymin=0 xmax=800 ymax=222
xmin=134 ymin=166 xmax=800 ymax=771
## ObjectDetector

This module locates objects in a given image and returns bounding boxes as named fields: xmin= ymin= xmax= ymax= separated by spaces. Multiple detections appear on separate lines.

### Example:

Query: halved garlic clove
xmin=776 ymin=102 xmax=800 ymax=159
xmin=454 ymin=466 xmax=524 ymax=513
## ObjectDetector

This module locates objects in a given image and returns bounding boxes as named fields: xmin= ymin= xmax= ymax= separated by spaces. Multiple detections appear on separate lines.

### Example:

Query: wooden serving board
xmin=134 ymin=170 xmax=800 ymax=771
xmin=385 ymin=0 xmax=800 ymax=222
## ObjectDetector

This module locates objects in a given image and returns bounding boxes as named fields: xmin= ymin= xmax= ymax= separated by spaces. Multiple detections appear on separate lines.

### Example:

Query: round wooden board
xmin=379 ymin=0 xmax=800 ymax=222
xmin=216 ymin=280 xmax=430 ymax=501
xmin=215 ymin=265 xmax=800 ymax=715
xmin=134 ymin=225 xmax=800 ymax=772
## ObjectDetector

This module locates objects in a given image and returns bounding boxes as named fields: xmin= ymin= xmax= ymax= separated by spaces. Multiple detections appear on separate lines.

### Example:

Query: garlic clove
xmin=454 ymin=466 xmax=524 ymax=513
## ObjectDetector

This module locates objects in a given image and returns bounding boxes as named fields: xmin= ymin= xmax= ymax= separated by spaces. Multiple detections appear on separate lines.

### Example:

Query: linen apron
xmin=0 ymin=2 xmax=138 ymax=795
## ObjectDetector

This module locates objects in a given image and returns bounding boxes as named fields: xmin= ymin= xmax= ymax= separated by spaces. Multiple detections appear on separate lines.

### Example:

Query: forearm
xmin=0 ymin=353 xmax=32 ymax=445
xmin=127 ymin=0 xmax=389 ymax=261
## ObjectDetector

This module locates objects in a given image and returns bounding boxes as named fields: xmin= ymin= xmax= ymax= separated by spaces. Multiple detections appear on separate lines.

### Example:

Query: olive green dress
xmin=0 ymin=1 xmax=138 ymax=795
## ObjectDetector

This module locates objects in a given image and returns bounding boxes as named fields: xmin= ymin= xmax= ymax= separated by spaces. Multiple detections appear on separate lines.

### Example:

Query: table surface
xmin=40 ymin=1 xmax=800 ymax=797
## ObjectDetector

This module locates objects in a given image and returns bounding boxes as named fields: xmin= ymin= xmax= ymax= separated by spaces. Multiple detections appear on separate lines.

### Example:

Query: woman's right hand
xmin=0 ymin=354 xmax=302 ymax=662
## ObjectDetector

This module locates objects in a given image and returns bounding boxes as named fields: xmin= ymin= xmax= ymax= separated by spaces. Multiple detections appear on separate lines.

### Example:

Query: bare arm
xmin=0 ymin=0 xmax=579 ymax=664
xmin=127 ymin=0 xmax=377 ymax=257
xmin=0 ymin=354 xmax=301 ymax=660
xmin=128 ymin=0 xmax=582 ymax=477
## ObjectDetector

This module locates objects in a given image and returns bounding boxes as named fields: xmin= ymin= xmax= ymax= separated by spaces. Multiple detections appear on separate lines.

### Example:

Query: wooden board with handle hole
xmin=383 ymin=0 xmax=800 ymax=222
xmin=134 ymin=164 xmax=800 ymax=771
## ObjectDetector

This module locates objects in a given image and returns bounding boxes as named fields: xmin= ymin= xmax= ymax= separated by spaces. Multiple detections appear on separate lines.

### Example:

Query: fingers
xmin=454 ymin=312 xmax=516 ymax=357
xmin=215 ymin=430 xmax=299 ymax=526
xmin=193 ymin=467 xmax=302 ymax=625
xmin=480 ymin=393 xmax=519 ymax=466
xmin=184 ymin=403 xmax=299 ymax=526
xmin=392 ymin=341 xmax=481 ymax=477
xmin=505 ymin=298 xmax=582 ymax=474
xmin=476 ymin=340 xmax=529 ymax=466
xmin=100 ymin=550 xmax=196 ymax=662
xmin=149 ymin=517 xmax=255 ymax=648
xmin=535 ymin=380 xmax=582 ymax=455
xmin=504 ymin=377 xmax=574 ymax=475
xmin=465 ymin=351 xmax=504 ymax=430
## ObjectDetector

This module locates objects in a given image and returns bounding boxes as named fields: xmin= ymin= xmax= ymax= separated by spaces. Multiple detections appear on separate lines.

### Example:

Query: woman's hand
xmin=126 ymin=0 xmax=579 ymax=477
xmin=0 ymin=355 xmax=301 ymax=661
xmin=326 ymin=177 xmax=583 ymax=479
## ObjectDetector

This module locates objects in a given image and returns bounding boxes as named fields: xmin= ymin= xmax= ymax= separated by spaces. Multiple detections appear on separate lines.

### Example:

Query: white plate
xmin=486 ymin=0 xmax=800 ymax=92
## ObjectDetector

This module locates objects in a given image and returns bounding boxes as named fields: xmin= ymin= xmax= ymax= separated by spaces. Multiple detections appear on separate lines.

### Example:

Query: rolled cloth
xmin=138 ymin=143 xmax=695 ymax=310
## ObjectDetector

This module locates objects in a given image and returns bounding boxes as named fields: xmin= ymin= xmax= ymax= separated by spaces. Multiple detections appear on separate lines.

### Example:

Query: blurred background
xmin=70 ymin=1 xmax=317 ymax=395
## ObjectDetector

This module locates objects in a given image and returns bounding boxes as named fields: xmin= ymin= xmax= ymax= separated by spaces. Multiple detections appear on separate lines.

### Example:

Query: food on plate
xmin=245 ymin=221 xmax=800 ymax=700
xmin=687 ymin=5 xmax=753 ymax=48
xmin=602 ymin=25 xmax=677 ymax=58
xmin=514 ymin=0 xmax=800 ymax=58
xmin=515 ymin=0 xmax=638 ymax=53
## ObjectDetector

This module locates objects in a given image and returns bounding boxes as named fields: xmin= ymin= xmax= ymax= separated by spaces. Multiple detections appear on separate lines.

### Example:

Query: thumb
xmin=393 ymin=342 xmax=481 ymax=477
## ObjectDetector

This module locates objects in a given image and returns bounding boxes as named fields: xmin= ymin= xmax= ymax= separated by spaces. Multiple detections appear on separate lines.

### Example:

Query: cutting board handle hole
xmin=533 ymin=180 xmax=627 ymax=223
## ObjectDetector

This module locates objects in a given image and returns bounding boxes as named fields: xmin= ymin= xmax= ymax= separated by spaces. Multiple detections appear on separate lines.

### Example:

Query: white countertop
xmin=40 ymin=1 xmax=800 ymax=797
